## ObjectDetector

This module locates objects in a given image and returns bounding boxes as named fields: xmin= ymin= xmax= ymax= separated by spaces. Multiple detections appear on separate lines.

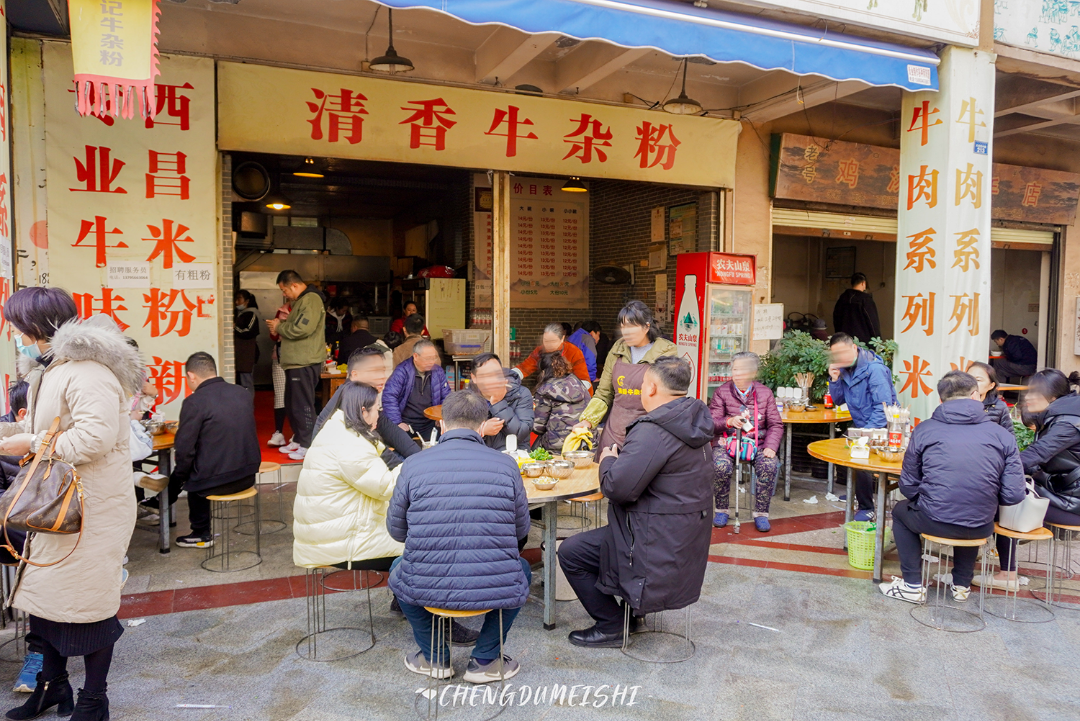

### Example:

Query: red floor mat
xmin=255 ymin=390 xmax=304 ymax=465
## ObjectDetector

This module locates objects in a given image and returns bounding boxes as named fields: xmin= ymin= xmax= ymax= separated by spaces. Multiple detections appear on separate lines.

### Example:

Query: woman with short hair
xmin=707 ymin=352 xmax=783 ymax=532
xmin=574 ymin=301 xmax=677 ymax=456
xmin=0 ymin=287 xmax=144 ymax=721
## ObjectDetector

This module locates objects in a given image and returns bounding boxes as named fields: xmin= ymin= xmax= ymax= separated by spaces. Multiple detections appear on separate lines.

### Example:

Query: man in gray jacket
xmin=469 ymin=353 xmax=533 ymax=450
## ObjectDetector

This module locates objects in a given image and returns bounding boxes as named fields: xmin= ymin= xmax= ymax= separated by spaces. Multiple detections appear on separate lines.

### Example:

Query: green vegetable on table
xmin=1013 ymin=418 xmax=1035 ymax=452
xmin=529 ymin=448 xmax=553 ymax=461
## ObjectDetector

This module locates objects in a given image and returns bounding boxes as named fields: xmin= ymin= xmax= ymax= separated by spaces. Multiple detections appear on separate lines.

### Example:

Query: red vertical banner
xmin=0 ymin=0 xmax=17 ymax=399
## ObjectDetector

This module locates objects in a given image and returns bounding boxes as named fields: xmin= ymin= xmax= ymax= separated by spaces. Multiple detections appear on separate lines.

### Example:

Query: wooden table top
xmin=781 ymin=408 xmax=851 ymax=424
xmin=525 ymin=463 xmax=601 ymax=503
xmin=152 ymin=432 xmax=175 ymax=451
xmin=320 ymin=370 xmax=345 ymax=379
xmin=424 ymin=405 xmax=442 ymax=421
xmin=807 ymin=438 xmax=903 ymax=474
xmin=997 ymin=384 xmax=1028 ymax=392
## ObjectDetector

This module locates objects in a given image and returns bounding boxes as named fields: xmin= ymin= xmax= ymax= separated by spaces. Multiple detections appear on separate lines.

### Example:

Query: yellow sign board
xmin=217 ymin=62 xmax=740 ymax=188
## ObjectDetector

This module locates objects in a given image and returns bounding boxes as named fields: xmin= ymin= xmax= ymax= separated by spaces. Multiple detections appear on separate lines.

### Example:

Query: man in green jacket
xmin=266 ymin=270 xmax=326 ymax=460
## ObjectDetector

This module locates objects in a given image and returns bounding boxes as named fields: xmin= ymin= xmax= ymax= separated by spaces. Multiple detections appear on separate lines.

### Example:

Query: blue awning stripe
xmin=375 ymin=0 xmax=939 ymax=92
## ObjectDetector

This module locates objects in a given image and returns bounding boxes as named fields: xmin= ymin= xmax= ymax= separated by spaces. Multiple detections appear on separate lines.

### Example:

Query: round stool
xmin=417 ymin=608 xmax=506 ymax=721
xmin=569 ymin=492 xmax=604 ymax=530
xmin=201 ymin=487 xmax=261 ymax=572
xmin=910 ymin=534 xmax=988 ymax=633
xmin=984 ymin=524 xmax=1054 ymax=623
xmin=295 ymin=567 xmax=376 ymax=662
xmin=236 ymin=462 xmax=287 ymax=535
xmin=621 ymin=603 xmax=695 ymax=663
xmin=1031 ymin=522 xmax=1080 ymax=610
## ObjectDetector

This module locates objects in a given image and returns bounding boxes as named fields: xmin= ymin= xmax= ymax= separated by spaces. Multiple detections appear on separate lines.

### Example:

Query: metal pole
xmin=542 ymin=501 xmax=557 ymax=630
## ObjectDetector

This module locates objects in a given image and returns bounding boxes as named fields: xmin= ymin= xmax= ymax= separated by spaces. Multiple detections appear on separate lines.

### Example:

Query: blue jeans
xmin=392 ymin=557 xmax=531 ymax=663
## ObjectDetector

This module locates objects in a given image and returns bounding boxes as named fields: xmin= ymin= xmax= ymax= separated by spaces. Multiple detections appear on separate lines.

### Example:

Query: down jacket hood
xmin=929 ymin=398 xmax=992 ymax=426
xmin=629 ymin=396 xmax=714 ymax=450
xmin=47 ymin=315 xmax=145 ymax=397
xmin=1041 ymin=392 xmax=1080 ymax=423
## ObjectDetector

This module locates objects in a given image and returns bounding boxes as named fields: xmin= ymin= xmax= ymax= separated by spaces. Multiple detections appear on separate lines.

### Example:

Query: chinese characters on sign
xmin=217 ymin=62 xmax=741 ymax=189
xmin=44 ymin=45 xmax=216 ymax=415
xmin=472 ymin=175 xmax=588 ymax=309
xmin=0 ymin=1 xmax=14 ymax=405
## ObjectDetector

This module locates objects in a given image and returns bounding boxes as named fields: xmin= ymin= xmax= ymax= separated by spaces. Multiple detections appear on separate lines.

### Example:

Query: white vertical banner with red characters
xmin=42 ymin=42 xmax=217 ymax=418
xmin=895 ymin=46 xmax=995 ymax=424
xmin=0 ymin=0 xmax=17 ymax=411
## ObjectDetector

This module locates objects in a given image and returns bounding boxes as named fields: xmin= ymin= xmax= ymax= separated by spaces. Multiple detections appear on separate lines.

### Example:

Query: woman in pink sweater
xmin=708 ymin=352 xmax=783 ymax=532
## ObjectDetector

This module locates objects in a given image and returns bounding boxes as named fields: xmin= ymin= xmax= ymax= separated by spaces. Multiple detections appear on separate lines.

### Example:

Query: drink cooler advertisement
xmin=675 ymin=253 xmax=756 ymax=400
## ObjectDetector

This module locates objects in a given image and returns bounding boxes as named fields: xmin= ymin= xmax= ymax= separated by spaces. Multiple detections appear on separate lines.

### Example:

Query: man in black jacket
xmin=991 ymin=329 xmax=1037 ymax=380
xmin=312 ymin=345 xmax=419 ymax=462
xmin=168 ymin=352 xmax=262 ymax=548
xmin=470 ymin=353 xmax=533 ymax=451
xmin=558 ymin=357 xmax=715 ymax=648
xmin=832 ymin=272 xmax=881 ymax=343
xmin=336 ymin=317 xmax=377 ymax=365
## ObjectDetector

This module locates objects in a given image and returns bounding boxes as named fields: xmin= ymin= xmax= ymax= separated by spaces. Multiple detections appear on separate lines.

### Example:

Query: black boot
xmin=70 ymin=689 xmax=108 ymax=721
xmin=6 ymin=672 xmax=74 ymax=720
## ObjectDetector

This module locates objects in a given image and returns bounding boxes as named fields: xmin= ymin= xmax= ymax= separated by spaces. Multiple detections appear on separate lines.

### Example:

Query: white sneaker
xmin=278 ymin=442 xmax=300 ymax=454
xmin=952 ymin=585 xmax=971 ymax=603
xmin=971 ymin=574 xmax=1020 ymax=592
xmin=288 ymin=447 xmax=307 ymax=461
xmin=268 ymin=432 xmax=287 ymax=447
xmin=878 ymin=577 xmax=925 ymax=604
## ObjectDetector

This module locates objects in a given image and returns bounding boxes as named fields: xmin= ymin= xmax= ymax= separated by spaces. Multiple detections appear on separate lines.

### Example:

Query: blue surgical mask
xmin=15 ymin=335 xmax=41 ymax=360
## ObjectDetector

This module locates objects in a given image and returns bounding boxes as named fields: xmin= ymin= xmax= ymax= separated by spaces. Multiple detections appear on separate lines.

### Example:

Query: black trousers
xmin=558 ymin=527 xmax=624 ymax=634
xmin=891 ymin=499 xmax=994 ymax=587
xmin=855 ymin=470 xmax=875 ymax=511
xmin=285 ymin=364 xmax=321 ymax=448
xmin=170 ymin=475 xmax=256 ymax=535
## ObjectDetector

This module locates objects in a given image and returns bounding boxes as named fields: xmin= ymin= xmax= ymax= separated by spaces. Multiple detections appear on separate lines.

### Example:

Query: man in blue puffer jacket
xmin=827 ymin=332 xmax=898 ymax=521
xmin=387 ymin=390 xmax=532 ymax=684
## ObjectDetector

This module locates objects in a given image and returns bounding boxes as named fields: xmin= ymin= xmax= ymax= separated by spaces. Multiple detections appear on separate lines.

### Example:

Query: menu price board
xmin=473 ymin=175 xmax=589 ymax=309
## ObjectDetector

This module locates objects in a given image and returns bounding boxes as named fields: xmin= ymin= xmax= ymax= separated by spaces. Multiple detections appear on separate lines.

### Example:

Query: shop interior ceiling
xmin=12 ymin=0 xmax=1080 ymax=147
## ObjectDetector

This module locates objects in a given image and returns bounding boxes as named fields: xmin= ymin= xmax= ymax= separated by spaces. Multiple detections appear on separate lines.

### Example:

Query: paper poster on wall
xmin=668 ymin=203 xmax=697 ymax=255
xmin=753 ymin=303 xmax=784 ymax=341
xmin=651 ymin=207 xmax=666 ymax=242
xmin=106 ymin=262 xmax=152 ymax=288
xmin=43 ymin=43 xmax=218 ymax=417
xmin=472 ymin=174 xmax=589 ymax=309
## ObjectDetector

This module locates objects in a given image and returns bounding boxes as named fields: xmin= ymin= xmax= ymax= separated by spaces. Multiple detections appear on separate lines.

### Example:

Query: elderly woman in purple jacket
xmin=708 ymin=352 xmax=784 ymax=532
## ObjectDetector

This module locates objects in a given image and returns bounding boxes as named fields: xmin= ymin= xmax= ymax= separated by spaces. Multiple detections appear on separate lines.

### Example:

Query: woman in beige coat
xmin=0 ymin=288 xmax=143 ymax=721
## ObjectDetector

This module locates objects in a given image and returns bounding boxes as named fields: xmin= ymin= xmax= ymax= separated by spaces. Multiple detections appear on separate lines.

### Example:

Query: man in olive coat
xmin=558 ymin=357 xmax=714 ymax=647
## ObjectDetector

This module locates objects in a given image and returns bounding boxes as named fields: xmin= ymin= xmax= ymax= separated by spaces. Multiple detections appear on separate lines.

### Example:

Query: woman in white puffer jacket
xmin=293 ymin=382 xmax=404 ymax=572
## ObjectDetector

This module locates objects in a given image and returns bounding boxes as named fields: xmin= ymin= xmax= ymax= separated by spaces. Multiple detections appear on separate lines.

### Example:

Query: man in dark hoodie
xmin=832 ymin=272 xmax=881 ymax=343
xmin=470 ymin=353 xmax=534 ymax=451
xmin=558 ymin=356 xmax=714 ymax=648
xmin=880 ymin=371 xmax=1025 ymax=604
xmin=828 ymin=332 xmax=898 ymax=521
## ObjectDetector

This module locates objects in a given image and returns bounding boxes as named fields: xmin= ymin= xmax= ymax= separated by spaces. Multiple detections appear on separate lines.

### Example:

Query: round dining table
xmin=807 ymin=438 xmax=904 ymax=583
xmin=779 ymin=408 xmax=849 ymax=500
xmin=423 ymin=405 xmax=442 ymax=422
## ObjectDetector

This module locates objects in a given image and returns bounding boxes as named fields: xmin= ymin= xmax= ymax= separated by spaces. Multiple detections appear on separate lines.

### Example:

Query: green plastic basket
xmin=844 ymin=521 xmax=877 ymax=570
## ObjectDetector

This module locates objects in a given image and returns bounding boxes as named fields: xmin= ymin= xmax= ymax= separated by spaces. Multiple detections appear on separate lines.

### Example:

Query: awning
xmin=376 ymin=0 xmax=940 ymax=92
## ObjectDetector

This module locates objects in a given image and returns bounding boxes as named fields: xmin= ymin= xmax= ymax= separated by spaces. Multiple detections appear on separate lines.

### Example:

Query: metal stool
xmin=418 ymin=608 xmax=506 ymax=721
xmin=985 ymin=524 xmax=1054 ymax=623
xmin=621 ymin=603 xmax=694 ymax=663
xmin=1032 ymin=522 xmax=1080 ymax=610
xmin=295 ymin=567 xmax=376 ymax=662
xmin=236 ymin=462 xmax=287 ymax=535
xmin=0 ymin=565 xmax=27 ymax=663
xmin=567 ymin=492 xmax=604 ymax=530
xmin=201 ymin=487 xmax=261 ymax=572
xmin=910 ymin=534 xmax=988 ymax=633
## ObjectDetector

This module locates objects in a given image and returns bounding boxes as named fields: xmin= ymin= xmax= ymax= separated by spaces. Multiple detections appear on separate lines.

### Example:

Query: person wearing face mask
xmin=573 ymin=301 xmax=677 ymax=458
xmin=234 ymin=290 xmax=260 ymax=396
xmin=967 ymin=361 xmax=1014 ymax=436
xmin=974 ymin=369 xmax=1080 ymax=592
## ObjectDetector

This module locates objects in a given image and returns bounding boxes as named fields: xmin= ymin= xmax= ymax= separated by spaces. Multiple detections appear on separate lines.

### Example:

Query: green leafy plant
xmin=529 ymin=447 xmax=553 ymax=461
xmin=864 ymin=337 xmax=899 ymax=385
xmin=1013 ymin=418 xmax=1035 ymax=452
xmin=758 ymin=331 xmax=832 ymax=401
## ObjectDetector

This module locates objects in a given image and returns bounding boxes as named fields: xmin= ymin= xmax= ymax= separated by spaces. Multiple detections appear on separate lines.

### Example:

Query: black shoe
xmin=6 ymin=672 xmax=74 ymax=720
xmin=175 ymin=533 xmax=213 ymax=549
xmin=138 ymin=497 xmax=160 ymax=511
xmin=568 ymin=625 xmax=624 ymax=648
xmin=449 ymin=621 xmax=479 ymax=646
xmin=70 ymin=689 xmax=108 ymax=721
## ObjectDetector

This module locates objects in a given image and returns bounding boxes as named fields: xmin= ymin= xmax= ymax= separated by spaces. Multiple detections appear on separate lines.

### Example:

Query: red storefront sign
xmin=707 ymin=253 xmax=756 ymax=286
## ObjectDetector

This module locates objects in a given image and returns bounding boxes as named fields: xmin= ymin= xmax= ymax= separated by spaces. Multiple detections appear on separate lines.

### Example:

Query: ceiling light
xmin=370 ymin=9 xmax=414 ymax=73
xmin=293 ymin=157 xmax=324 ymax=178
xmin=561 ymin=177 xmax=587 ymax=193
xmin=514 ymin=84 xmax=543 ymax=96
xmin=663 ymin=59 xmax=703 ymax=115
xmin=264 ymin=190 xmax=291 ymax=211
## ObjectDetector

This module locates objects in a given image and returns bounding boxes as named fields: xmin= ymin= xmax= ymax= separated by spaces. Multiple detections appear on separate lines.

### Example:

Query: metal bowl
xmin=142 ymin=420 xmax=167 ymax=436
xmin=521 ymin=462 xmax=548 ymax=478
xmin=564 ymin=450 xmax=593 ymax=468
xmin=546 ymin=460 xmax=575 ymax=479
xmin=531 ymin=477 xmax=559 ymax=491
xmin=877 ymin=449 xmax=904 ymax=463
xmin=786 ymin=403 xmax=806 ymax=413
xmin=163 ymin=421 xmax=179 ymax=434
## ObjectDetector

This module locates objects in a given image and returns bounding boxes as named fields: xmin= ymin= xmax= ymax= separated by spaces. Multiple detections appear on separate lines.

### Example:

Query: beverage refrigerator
xmin=675 ymin=252 xmax=757 ymax=401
